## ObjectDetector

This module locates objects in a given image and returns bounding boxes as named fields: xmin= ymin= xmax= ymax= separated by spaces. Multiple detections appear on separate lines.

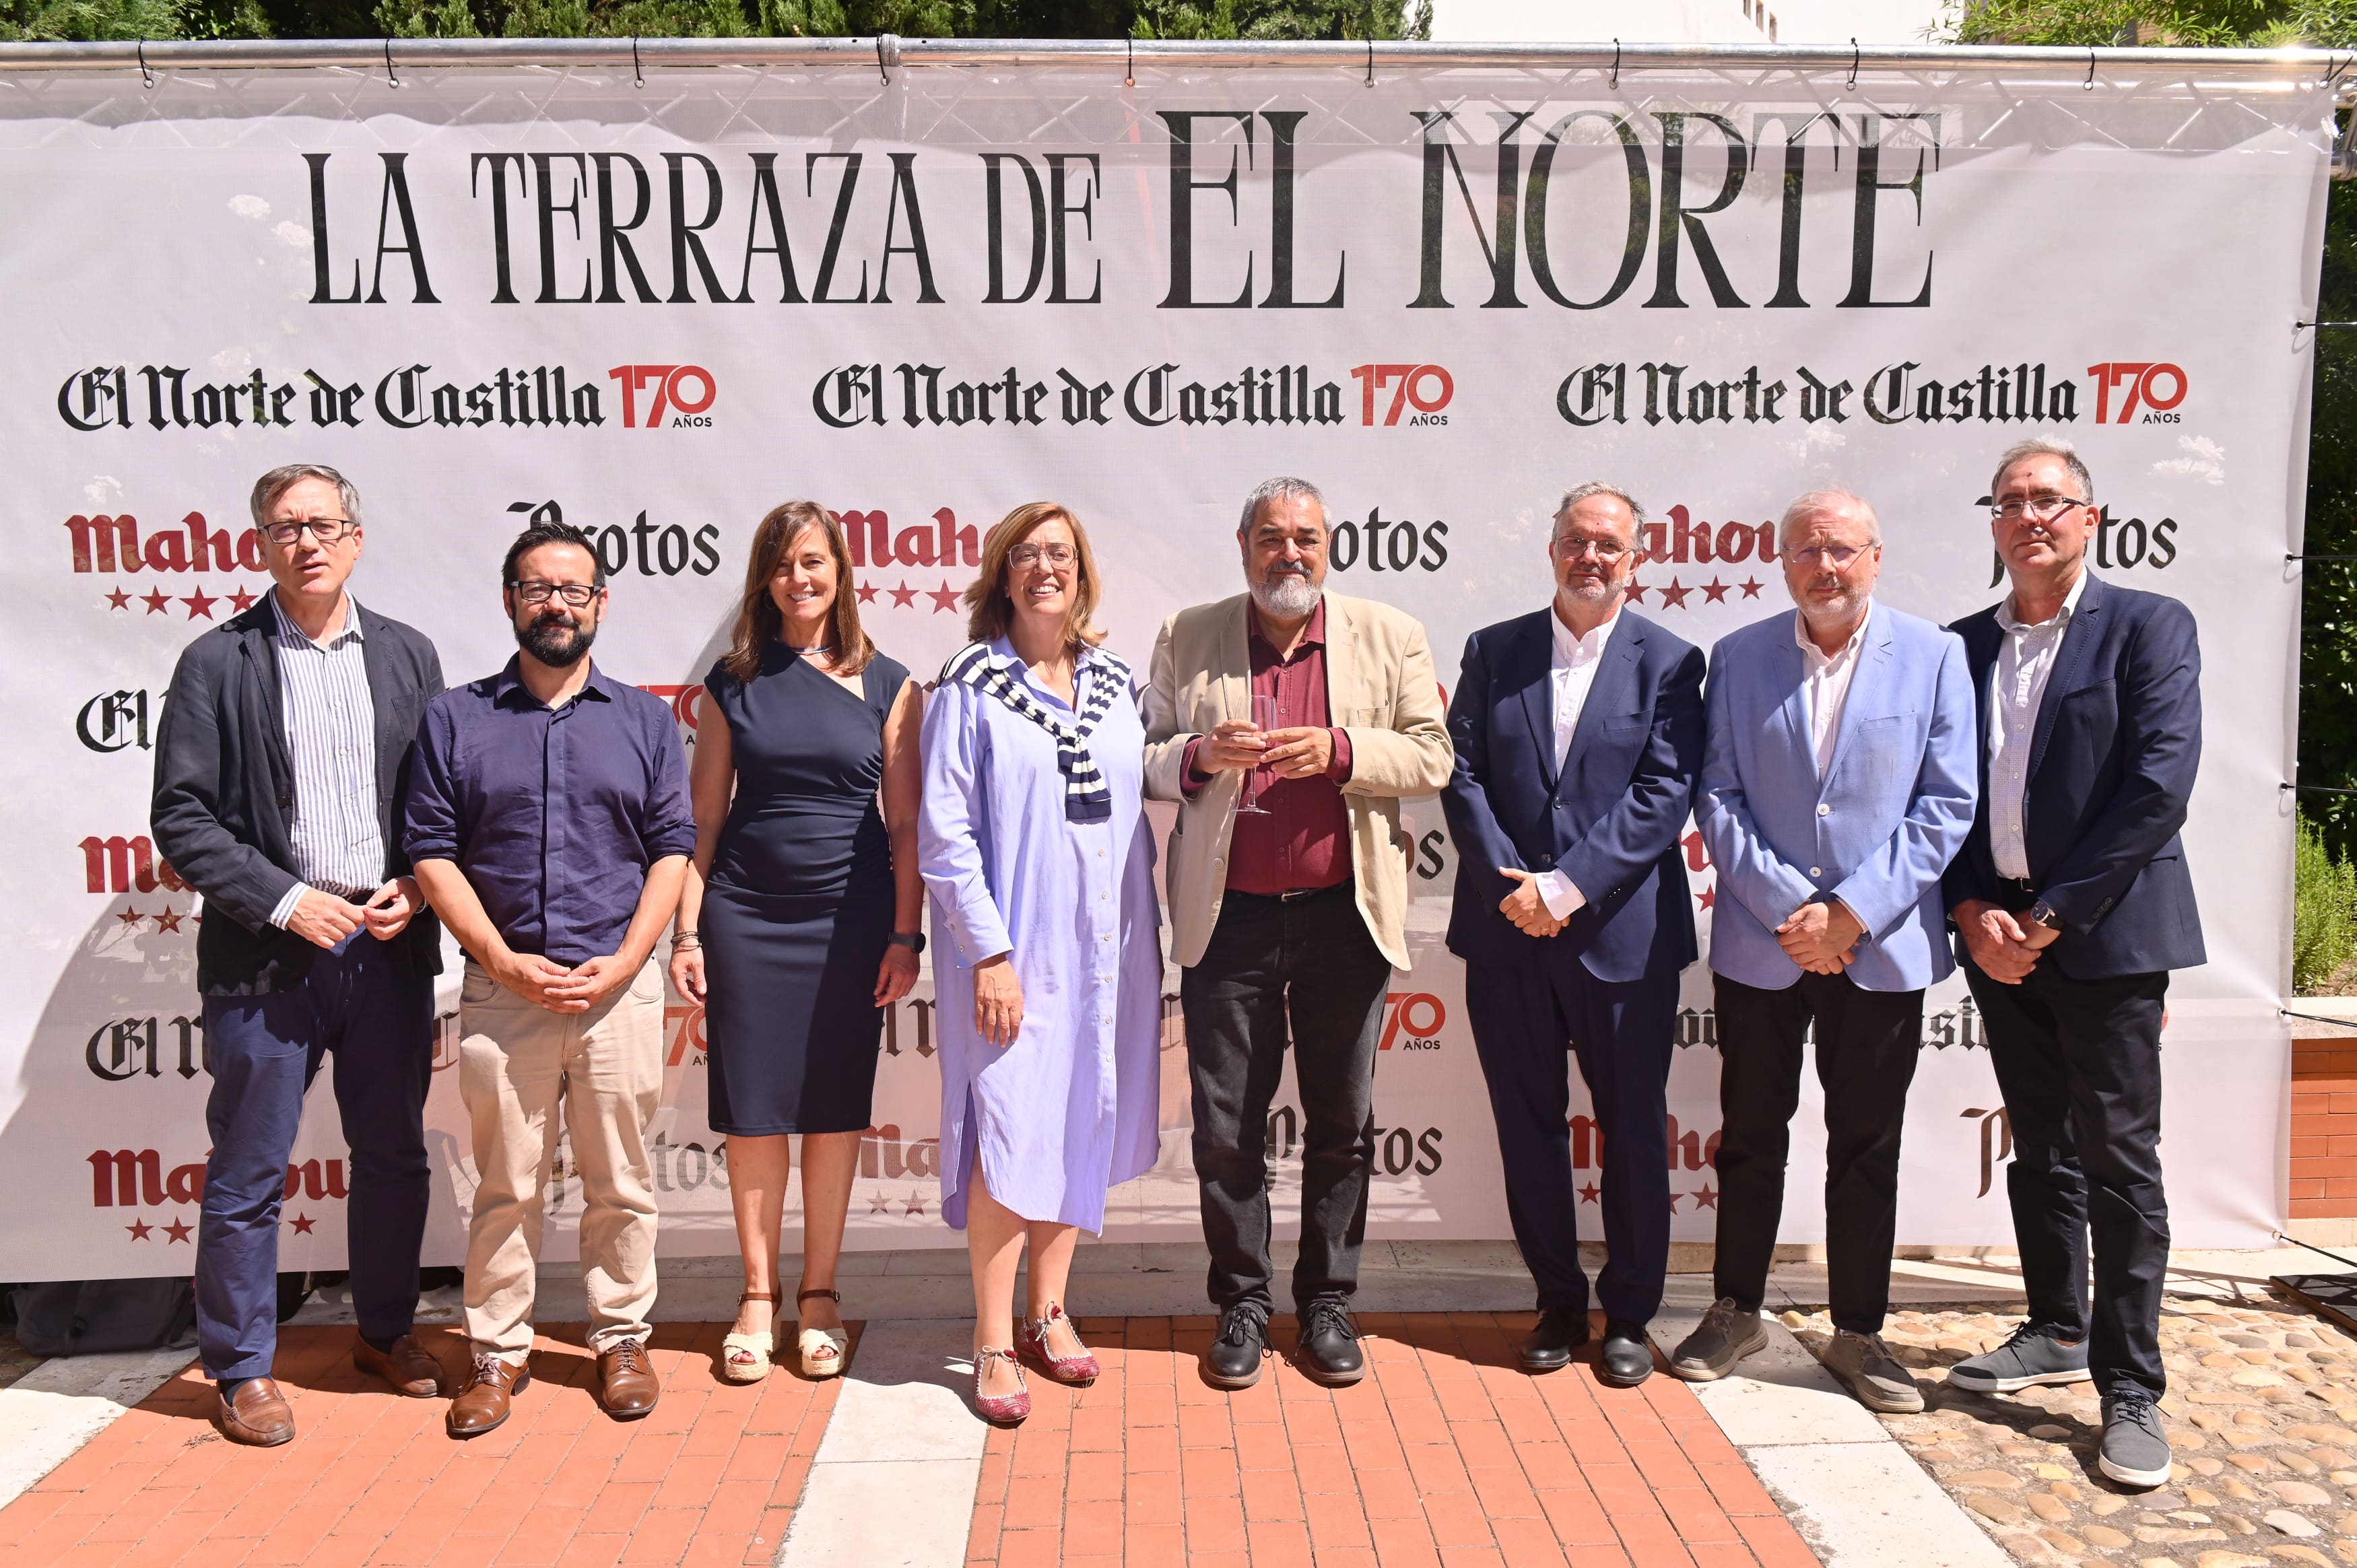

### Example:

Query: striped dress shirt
xmin=265 ymin=590 xmax=385 ymax=926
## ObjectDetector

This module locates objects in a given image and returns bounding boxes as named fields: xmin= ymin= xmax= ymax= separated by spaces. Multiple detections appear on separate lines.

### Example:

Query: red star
xmin=289 ymin=1213 xmax=315 ymax=1235
xmin=1577 ymin=1183 xmax=1601 ymax=1204
xmin=1692 ymin=1184 xmax=1719 ymax=1211
xmin=888 ymin=581 xmax=918 ymax=609
xmin=126 ymin=1219 xmax=152 ymax=1241
xmin=182 ymin=588 xmax=218 ymax=619
xmin=928 ymin=582 xmax=962 ymax=614
xmin=1667 ymin=1192 xmax=1685 ymax=1213
xmin=902 ymin=1190 xmax=927 ymax=1217
xmin=855 ymin=582 xmax=879 ymax=605
xmin=867 ymin=1191 xmax=894 ymax=1215
xmin=1702 ymin=579 xmax=1729 ymax=604
xmin=228 ymin=586 xmax=258 ymax=613
xmin=1624 ymin=580 xmax=1649 ymax=606
xmin=1659 ymin=578 xmax=1692 ymax=609
xmin=154 ymin=906 xmax=182 ymax=932
xmin=164 ymin=1219 xmax=193 ymax=1243
xmin=141 ymin=588 xmax=173 ymax=614
xmin=105 ymin=586 xmax=132 ymax=611
xmin=117 ymin=905 xmax=145 ymax=927
xmin=1739 ymin=578 xmax=1764 ymax=599
xmin=1697 ymin=886 xmax=1715 ymax=911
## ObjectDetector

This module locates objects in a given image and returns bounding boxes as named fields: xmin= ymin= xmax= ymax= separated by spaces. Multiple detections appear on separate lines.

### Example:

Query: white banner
xmin=0 ymin=56 xmax=2324 ymax=1281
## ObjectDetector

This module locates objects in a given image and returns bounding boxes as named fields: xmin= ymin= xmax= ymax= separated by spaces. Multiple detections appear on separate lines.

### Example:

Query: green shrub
xmin=2295 ymin=812 xmax=2357 ymax=992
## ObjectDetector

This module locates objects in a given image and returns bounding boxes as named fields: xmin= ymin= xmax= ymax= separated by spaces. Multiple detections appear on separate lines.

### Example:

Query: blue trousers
xmin=196 ymin=932 xmax=434 ymax=1382
xmin=1462 ymin=955 xmax=1677 ymax=1324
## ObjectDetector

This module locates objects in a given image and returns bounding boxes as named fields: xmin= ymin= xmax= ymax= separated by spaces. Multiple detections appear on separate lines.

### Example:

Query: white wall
xmin=1429 ymin=0 xmax=1952 ymax=46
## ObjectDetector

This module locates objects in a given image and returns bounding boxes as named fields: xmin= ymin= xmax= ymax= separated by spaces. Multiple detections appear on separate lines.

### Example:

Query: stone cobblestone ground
xmin=0 ymin=1334 xmax=39 ymax=1393
xmin=1784 ymin=1296 xmax=2357 ymax=1568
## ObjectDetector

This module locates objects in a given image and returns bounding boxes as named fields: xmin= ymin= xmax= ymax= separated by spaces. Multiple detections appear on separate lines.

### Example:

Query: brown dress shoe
xmin=354 ymin=1333 xmax=446 ymax=1398
xmin=215 ymin=1377 xmax=296 ymax=1447
xmin=446 ymin=1353 xmax=530 ymax=1439
xmin=597 ymin=1339 xmax=661 ymax=1419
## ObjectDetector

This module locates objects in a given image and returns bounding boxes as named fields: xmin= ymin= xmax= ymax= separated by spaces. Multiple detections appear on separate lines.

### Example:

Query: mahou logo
xmin=607 ymin=364 xmax=717 ymax=429
xmin=67 ymin=511 xmax=269 ymax=621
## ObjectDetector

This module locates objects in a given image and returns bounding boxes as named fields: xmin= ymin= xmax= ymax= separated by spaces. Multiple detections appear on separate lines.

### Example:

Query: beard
xmin=1558 ymin=569 xmax=1622 ymax=603
xmin=518 ymin=613 xmax=597 ymax=668
xmin=1250 ymin=566 xmax=1321 ymax=620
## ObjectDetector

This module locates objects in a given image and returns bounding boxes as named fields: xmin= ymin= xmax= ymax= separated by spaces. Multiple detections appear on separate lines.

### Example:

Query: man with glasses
xmin=1143 ymin=476 xmax=1453 ymax=1390
xmin=152 ymin=464 xmax=449 ymax=1445
xmin=405 ymin=518 xmax=694 ymax=1437
xmin=1670 ymin=489 xmax=1977 ymax=1414
xmin=1440 ymin=483 xmax=1704 ymax=1384
xmin=1939 ymin=440 xmax=2203 ymax=1489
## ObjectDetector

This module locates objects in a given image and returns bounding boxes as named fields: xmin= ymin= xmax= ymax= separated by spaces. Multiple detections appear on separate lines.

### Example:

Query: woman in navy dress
xmin=670 ymin=502 xmax=923 ymax=1382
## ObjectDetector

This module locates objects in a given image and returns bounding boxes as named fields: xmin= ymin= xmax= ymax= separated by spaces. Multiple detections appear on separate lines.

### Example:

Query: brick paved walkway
xmin=0 ymin=1314 xmax=1822 ymax=1568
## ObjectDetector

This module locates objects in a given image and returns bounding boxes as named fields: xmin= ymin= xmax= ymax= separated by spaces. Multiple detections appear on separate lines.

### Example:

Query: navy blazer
xmin=1941 ymin=574 xmax=2206 ymax=980
xmin=1441 ymin=607 xmax=1706 ymax=982
xmin=151 ymin=596 xmax=446 ymax=995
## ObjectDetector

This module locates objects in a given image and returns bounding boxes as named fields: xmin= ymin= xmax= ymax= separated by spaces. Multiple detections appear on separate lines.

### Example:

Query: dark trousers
xmin=1463 ymin=955 xmax=1675 ymax=1323
xmin=1964 ymin=956 xmax=2170 ymax=1399
xmin=197 ymin=931 xmax=434 ymax=1382
xmin=1183 ymin=883 xmax=1392 ymax=1312
xmin=1713 ymin=971 xmax=1923 ymax=1334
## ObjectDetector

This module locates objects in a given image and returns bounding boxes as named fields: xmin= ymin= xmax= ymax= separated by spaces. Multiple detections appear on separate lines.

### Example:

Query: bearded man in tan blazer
xmin=1143 ymin=475 xmax=1453 ymax=1391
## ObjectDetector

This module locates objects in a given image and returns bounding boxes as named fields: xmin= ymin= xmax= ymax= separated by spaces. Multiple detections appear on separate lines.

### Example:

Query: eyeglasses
xmin=1789 ymin=544 xmax=1872 ymax=569
xmin=1552 ymin=538 xmax=1631 ymax=563
xmin=1991 ymin=493 xmax=2088 ymax=522
xmin=510 ymin=580 xmax=601 ymax=607
xmin=263 ymin=518 xmax=358 ymax=546
xmin=1009 ymin=543 xmax=1075 ymax=568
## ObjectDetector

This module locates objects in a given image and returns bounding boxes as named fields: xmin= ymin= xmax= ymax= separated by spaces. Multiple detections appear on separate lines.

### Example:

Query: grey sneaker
xmin=1947 ymin=1322 xmax=2092 ymax=1393
xmin=1669 ymin=1298 xmax=1768 ymax=1382
xmin=2098 ymin=1391 xmax=2172 ymax=1489
xmin=1822 ymin=1330 xmax=1925 ymax=1413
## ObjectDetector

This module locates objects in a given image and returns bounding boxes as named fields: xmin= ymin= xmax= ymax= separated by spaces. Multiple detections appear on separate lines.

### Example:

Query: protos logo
xmin=607 ymin=364 xmax=717 ymax=429
xmin=1350 ymin=363 xmax=1454 ymax=427
xmin=2086 ymin=362 xmax=2186 ymax=425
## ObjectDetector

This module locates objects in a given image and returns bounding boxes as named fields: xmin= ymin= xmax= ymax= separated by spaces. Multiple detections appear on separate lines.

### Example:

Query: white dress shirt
xmin=1796 ymin=603 xmax=1873 ymax=778
xmin=1987 ymin=571 xmax=2089 ymax=881
xmin=265 ymin=591 xmax=385 ymax=928
xmin=1534 ymin=602 xmax=1620 ymax=921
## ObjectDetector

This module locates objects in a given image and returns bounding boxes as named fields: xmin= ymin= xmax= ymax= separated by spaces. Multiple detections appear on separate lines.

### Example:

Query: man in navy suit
xmin=1442 ymin=482 xmax=1705 ymax=1384
xmin=1940 ymin=439 xmax=2203 ymax=1491
xmin=1673 ymin=488 xmax=1978 ymax=1414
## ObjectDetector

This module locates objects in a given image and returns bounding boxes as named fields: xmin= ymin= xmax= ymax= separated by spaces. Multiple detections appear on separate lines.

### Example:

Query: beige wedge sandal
xmin=797 ymin=1287 xmax=848 ymax=1379
xmin=719 ymin=1291 xmax=775 ymax=1383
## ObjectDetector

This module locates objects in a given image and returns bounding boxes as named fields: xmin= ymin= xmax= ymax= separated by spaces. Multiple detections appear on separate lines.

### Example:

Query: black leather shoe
xmin=1296 ymin=1299 xmax=1366 ymax=1387
xmin=1518 ymin=1305 xmax=1592 ymax=1373
xmin=1203 ymin=1301 xmax=1270 ymax=1390
xmin=1597 ymin=1319 xmax=1655 ymax=1388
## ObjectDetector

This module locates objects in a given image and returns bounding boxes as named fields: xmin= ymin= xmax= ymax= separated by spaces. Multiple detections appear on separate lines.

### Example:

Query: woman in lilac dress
xmin=918 ymin=503 xmax=1163 ymax=1424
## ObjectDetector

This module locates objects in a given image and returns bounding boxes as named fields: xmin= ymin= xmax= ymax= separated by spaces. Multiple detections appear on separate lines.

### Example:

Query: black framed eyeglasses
xmin=509 ymin=580 xmax=601 ymax=607
xmin=263 ymin=518 xmax=358 ymax=546
xmin=1991 ymin=494 xmax=2088 ymax=522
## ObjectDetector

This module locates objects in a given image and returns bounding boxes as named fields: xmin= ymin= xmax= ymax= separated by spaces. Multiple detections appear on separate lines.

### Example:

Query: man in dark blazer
xmin=1441 ymin=481 xmax=1706 ymax=1384
xmin=152 ymin=463 xmax=447 ymax=1446
xmin=1940 ymin=438 xmax=2203 ymax=1491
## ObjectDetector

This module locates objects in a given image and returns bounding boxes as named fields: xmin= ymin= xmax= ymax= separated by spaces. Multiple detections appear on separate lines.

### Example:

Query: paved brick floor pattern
xmin=0 ymin=1322 xmax=853 ymax=1568
xmin=963 ymin=1311 xmax=1824 ymax=1568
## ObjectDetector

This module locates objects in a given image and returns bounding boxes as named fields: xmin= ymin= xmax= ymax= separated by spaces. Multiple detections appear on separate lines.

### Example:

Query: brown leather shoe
xmin=596 ymin=1339 xmax=661 ymax=1419
xmin=354 ymin=1333 xmax=446 ymax=1398
xmin=446 ymin=1353 xmax=530 ymax=1439
xmin=215 ymin=1377 xmax=296 ymax=1447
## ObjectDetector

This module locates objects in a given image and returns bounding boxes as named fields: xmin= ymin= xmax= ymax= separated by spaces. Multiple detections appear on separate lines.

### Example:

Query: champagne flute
xmin=1234 ymin=694 xmax=1279 ymax=816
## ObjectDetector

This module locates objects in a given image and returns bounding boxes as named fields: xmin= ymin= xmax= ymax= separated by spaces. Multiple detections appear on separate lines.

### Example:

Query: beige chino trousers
xmin=458 ymin=956 xmax=664 ymax=1360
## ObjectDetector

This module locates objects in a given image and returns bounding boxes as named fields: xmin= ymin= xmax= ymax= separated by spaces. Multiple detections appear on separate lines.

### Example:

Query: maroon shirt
xmin=1183 ymin=599 xmax=1356 ymax=895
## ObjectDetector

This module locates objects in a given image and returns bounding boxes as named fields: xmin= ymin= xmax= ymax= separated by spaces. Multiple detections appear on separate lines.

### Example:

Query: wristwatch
xmin=888 ymin=931 xmax=927 ymax=955
xmin=2023 ymin=899 xmax=2062 ymax=932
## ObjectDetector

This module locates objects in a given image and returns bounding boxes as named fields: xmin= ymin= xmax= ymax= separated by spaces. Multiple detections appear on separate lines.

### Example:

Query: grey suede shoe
xmin=1947 ymin=1323 xmax=2092 ymax=1393
xmin=1822 ymin=1330 xmax=1925 ymax=1413
xmin=1668 ymin=1298 xmax=1768 ymax=1382
xmin=2098 ymin=1391 xmax=2172 ymax=1489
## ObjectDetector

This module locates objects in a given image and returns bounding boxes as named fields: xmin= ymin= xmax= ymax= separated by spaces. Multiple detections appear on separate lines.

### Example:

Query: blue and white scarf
xmin=939 ymin=641 xmax=1130 ymax=823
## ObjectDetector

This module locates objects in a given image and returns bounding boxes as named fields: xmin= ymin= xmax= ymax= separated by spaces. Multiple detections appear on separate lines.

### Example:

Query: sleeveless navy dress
xmin=700 ymin=642 xmax=909 ymax=1136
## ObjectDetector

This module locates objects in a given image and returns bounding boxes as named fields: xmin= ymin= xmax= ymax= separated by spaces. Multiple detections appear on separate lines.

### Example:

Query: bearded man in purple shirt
xmin=406 ymin=518 xmax=694 ymax=1438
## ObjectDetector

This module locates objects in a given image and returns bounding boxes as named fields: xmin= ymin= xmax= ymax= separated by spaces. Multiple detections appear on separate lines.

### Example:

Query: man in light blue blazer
xmin=1669 ymin=488 xmax=1977 ymax=1414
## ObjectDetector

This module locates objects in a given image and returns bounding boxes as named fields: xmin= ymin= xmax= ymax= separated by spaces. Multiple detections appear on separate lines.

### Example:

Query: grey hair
xmin=1553 ymin=481 xmax=1647 ymax=533
xmin=1991 ymin=437 xmax=2094 ymax=506
xmin=1779 ymin=488 xmax=1881 ymax=548
xmin=250 ymin=463 xmax=362 ymax=530
xmin=1237 ymin=475 xmax=1326 ymax=535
